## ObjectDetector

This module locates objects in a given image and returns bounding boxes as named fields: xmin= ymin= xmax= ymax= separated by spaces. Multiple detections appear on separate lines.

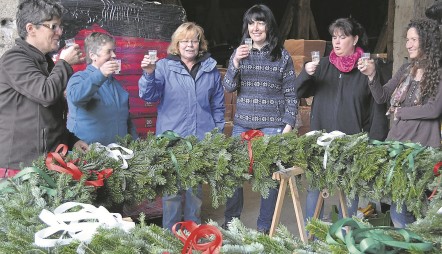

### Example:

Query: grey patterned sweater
xmin=223 ymin=45 xmax=298 ymax=129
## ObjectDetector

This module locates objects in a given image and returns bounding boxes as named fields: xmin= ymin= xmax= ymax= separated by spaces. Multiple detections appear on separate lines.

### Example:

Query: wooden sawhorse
xmin=313 ymin=188 xmax=348 ymax=220
xmin=269 ymin=166 xmax=308 ymax=243
xmin=269 ymin=166 xmax=350 ymax=243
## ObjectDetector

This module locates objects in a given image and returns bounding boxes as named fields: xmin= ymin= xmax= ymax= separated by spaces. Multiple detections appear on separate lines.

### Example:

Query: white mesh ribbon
xmin=92 ymin=143 xmax=134 ymax=169
xmin=34 ymin=202 xmax=135 ymax=248
xmin=306 ymin=130 xmax=346 ymax=169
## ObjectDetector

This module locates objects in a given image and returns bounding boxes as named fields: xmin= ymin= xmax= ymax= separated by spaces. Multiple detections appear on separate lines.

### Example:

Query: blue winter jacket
xmin=138 ymin=54 xmax=225 ymax=140
xmin=67 ymin=65 xmax=137 ymax=145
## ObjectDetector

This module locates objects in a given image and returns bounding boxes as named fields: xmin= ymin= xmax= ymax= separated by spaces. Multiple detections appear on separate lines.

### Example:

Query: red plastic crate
xmin=132 ymin=117 xmax=157 ymax=128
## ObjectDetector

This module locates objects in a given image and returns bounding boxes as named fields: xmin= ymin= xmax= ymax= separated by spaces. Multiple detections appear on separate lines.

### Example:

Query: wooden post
xmin=269 ymin=166 xmax=308 ymax=243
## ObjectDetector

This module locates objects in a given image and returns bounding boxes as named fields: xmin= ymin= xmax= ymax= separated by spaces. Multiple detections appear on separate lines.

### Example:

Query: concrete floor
xmin=201 ymin=177 xmax=340 ymax=238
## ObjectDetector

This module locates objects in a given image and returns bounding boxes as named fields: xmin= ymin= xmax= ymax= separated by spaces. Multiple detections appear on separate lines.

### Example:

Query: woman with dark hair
xmin=138 ymin=22 xmax=225 ymax=231
xmin=0 ymin=0 xmax=88 ymax=176
xmin=222 ymin=4 xmax=297 ymax=234
xmin=359 ymin=18 xmax=442 ymax=227
xmin=294 ymin=17 xmax=388 ymax=223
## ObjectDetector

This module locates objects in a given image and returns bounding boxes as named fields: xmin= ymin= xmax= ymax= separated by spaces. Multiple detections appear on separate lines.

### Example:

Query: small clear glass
xmin=311 ymin=51 xmax=320 ymax=64
xmin=114 ymin=59 xmax=121 ymax=74
xmin=361 ymin=52 xmax=371 ymax=65
xmin=65 ymin=38 xmax=75 ymax=48
xmin=244 ymin=38 xmax=253 ymax=51
xmin=148 ymin=50 xmax=157 ymax=62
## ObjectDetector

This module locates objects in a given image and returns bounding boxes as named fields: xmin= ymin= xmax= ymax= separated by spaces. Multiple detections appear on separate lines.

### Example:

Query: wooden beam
xmin=280 ymin=0 xmax=297 ymax=41
xmin=296 ymin=0 xmax=311 ymax=39
xmin=309 ymin=8 xmax=319 ymax=39
xmin=386 ymin=0 xmax=395 ymax=61
xmin=374 ymin=17 xmax=388 ymax=53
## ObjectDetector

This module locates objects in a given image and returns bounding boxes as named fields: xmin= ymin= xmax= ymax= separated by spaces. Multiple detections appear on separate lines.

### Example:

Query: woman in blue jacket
xmin=67 ymin=32 xmax=137 ymax=145
xmin=138 ymin=22 xmax=225 ymax=230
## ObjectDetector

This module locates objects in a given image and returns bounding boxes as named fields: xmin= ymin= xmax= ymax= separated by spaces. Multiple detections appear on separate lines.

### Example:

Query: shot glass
xmin=361 ymin=52 xmax=371 ymax=65
xmin=244 ymin=38 xmax=253 ymax=51
xmin=148 ymin=50 xmax=157 ymax=62
xmin=114 ymin=59 xmax=121 ymax=74
xmin=65 ymin=38 xmax=75 ymax=48
xmin=311 ymin=51 xmax=320 ymax=64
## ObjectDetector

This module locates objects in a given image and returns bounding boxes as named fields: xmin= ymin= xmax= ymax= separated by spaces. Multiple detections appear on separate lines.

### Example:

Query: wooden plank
xmin=269 ymin=177 xmax=288 ymax=237
xmin=288 ymin=176 xmax=308 ymax=243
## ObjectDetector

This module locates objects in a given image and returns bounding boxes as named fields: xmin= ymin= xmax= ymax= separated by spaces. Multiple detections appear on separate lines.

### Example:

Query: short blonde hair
xmin=167 ymin=22 xmax=208 ymax=56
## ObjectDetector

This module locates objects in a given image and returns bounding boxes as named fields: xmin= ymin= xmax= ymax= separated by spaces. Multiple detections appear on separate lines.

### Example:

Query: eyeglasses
xmin=179 ymin=40 xmax=199 ymax=45
xmin=37 ymin=23 xmax=64 ymax=32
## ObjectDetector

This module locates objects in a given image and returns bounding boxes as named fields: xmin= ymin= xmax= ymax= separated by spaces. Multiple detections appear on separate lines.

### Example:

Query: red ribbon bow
xmin=45 ymin=144 xmax=113 ymax=187
xmin=172 ymin=221 xmax=222 ymax=254
xmin=241 ymin=130 xmax=264 ymax=174
xmin=428 ymin=162 xmax=442 ymax=200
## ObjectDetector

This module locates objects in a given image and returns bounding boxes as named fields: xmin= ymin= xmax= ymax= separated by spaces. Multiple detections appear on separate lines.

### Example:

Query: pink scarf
xmin=329 ymin=47 xmax=364 ymax=72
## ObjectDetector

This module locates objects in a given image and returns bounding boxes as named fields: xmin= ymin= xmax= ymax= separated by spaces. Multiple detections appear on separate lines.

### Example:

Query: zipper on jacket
xmin=333 ymin=72 xmax=343 ymax=130
xmin=43 ymin=128 xmax=47 ymax=154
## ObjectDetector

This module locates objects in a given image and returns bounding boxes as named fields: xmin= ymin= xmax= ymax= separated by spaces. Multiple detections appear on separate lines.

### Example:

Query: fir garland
xmin=1 ymin=130 xmax=442 ymax=253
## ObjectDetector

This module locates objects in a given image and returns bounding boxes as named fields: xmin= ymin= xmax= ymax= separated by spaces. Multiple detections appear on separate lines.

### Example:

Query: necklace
xmin=408 ymin=80 xmax=419 ymax=104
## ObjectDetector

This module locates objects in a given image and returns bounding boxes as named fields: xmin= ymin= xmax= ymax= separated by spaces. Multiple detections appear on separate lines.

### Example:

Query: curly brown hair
xmin=407 ymin=18 xmax=441 ymax=99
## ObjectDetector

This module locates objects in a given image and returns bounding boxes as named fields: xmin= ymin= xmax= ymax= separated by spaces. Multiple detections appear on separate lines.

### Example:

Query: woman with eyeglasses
xmin=0 ymin=0 xmax=88 ymax=177
xmin=222 ymin=4 xmax=297 ymax=234
xmin=66 ymin=32 xmax=138 ymax=146
xmin=138 ymin=22 xmax=225 ymax=231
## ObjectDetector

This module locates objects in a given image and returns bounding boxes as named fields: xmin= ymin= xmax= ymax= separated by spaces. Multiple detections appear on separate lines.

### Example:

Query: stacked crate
xmin=218 ymin=68 xmax=237 ymax=137
xmin=283 ymin=39 xmax=326 ymax=135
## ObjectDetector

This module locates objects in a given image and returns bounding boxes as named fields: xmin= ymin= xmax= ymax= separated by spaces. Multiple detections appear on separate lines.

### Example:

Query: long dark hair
xmin=407 ymin=18 xmax=441 ymax=99
xmin=241 ymin=4 xmax=282 ymax=61
xmin=328 ymin=17 xmax=369 ymax=50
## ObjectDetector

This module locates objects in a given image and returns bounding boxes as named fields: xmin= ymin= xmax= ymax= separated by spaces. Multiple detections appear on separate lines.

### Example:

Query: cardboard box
xmin=284 ymin=39 xmax=326 ymax=60
xmin=224 ymin=121 xmax=234 ymax=137
xmin=297 ymin=106 xmax=311 ymax=136
xmin=291 ymin=55 xmax=308 ymax=75
xmin=225 ymin=104 xmax=233 ymax=122
xmin=224 ymin=90 xmax=237 ymax=105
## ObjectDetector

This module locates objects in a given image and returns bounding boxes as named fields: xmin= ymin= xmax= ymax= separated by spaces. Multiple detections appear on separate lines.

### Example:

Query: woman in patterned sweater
xmin=222 ymin=4 xmax=298 ymax=234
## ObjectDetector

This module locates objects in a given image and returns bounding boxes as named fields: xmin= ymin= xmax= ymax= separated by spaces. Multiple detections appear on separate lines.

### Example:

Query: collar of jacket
xmin=16 ymin=38 xmax=47 ymax=64
xmin=166 ymin=52 xmax=217 ymax=74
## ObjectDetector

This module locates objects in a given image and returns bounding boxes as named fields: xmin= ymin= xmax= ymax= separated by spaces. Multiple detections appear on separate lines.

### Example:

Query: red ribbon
xmin=45 ymin=144 xmax=112 ymax=187
xmin=241 ymin=130 xmax=264 ymax=174
xmin=428 ymin=162 xmax=442 ymax=200
xmin=172 ymin=221 xmax=222 ymax=254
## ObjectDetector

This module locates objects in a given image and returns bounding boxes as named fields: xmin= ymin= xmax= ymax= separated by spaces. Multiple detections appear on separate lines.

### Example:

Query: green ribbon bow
xmin=0 ymin=167 xmax=57 ymax=196
xmin=327 ymin=218 xmax=433 ymax=253
xmin=156 ymin=130 xmax=193 ymax=174
xmin=370 ymin=140 xmax=425 ymax=185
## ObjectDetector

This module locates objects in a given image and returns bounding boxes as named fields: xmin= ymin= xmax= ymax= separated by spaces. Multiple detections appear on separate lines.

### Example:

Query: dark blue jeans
xmin=390 ymin=202 xmax=416 ymax=228
xmin=224 ymin=125 xmax=282 ymax=231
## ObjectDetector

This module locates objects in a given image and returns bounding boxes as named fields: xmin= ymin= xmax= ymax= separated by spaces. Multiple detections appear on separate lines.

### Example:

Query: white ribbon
xmin=92 ymin=143 xmax=134 ymax=169
xmin=315 ymin=131 xmax=346 ymax=169
xmin=34 ymin=202 xmax=135 ymax=248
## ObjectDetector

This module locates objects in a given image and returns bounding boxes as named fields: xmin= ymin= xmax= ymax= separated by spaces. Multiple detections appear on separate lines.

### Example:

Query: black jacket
xmin=294 ymin=58 xmax=388 ymax=141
